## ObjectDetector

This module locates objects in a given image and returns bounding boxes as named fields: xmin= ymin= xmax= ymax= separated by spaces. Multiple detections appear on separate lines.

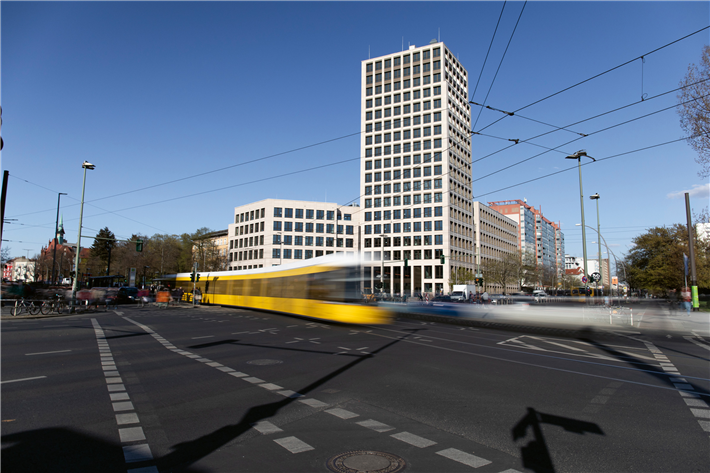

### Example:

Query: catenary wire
xmin=470 ymin=1 xmax=507 ymax=103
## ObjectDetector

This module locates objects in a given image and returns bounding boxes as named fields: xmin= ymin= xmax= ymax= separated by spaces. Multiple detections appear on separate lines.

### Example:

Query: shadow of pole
xmin=155 ymin=329 xmax=420 ymax=471
xmin=512 ymin=407 xmax=604 ymax=473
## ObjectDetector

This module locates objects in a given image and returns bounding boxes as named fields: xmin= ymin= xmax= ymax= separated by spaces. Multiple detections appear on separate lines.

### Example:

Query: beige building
xmin=227 ymin=199 xmax=360 ymax=270
xmin=360 ymin=42 xmax=474 ymax=295
xmin=473 ymin=202 xmax=520 ymax=294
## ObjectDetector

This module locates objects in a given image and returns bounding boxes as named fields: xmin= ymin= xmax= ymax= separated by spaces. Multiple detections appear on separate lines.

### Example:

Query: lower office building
xmin=473 ymin=202 xmax=519 ymax=294
xmin=227 ymin=199 xmax=360 ymax=270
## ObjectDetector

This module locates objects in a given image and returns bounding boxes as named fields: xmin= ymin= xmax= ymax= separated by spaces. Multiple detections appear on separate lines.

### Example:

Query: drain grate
xmin=246 ymin=359 xmax=282 ymax=366
xmin=326 ymin=451 xmax=406 ymax=473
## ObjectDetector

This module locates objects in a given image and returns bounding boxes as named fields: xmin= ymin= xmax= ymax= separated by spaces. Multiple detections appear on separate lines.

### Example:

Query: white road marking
xmin=1 ymin=376 xmax=47 ymax=384
xmin=206 ymin=362 xmax=223 ymax=367
xmin=436 ymin=448 xmax=492 ymax=468
xmin=25 ymin=350 xmax=72 ymax=356
xmin=244 ymin=377 xmax=264 ymax=384
xmin=106 ymin=377 xmax=123 ymax=384
xmin=116 ymin=413 xmax=140 ymax=425
xmin=229 ymin=372 xmax=249 ymax=378
xmin=356 ymin=419 xmax=394 ymax=432
xmin=259 ymin=383 xmax=283 ymax=391
xmin=299 ymin=398 xmax=328 ymax=408
xmin=252 ymin=421 xmax=283 ymax=435
xmin=699 ymin=420 xmax=710 ymax=432
xmin=110 ymin=392 xmax=131 ymax=401
xmin=325 ymin=408 xmax=359 ymax=419
xmin=277 ymin=390 xmax=303 ymax=398
xmin=391 ymin=431 xmax=437 ymax=448
xmin=274 ymin=436 xmax=314 ymax=453
xmin=112 ymin=401 xmax=135 ymax=412
xmin=192 ymin=335 xmax=215 ymax=340
xmin=119 ymin=427 xmax=146 ymax=443
xmin=217 ymin=367 xmax=235 ymax=373
xmin=123 ymin=444 xmax=153 ymax=463
xmin=684 ymin=336 xmax=710 ymax=352
xmin=690 ymin=408 xmax=710 ymax=419
xmin=107 ymin=384 xmax=126 ymax=392
xmin=684 ymin=398 xmax=709 ymax=407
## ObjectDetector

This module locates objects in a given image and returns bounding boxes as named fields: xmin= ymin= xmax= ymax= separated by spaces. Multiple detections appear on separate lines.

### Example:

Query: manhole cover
xmin=246 ymin=359 xmax=282 ymax=366
xmin=327 ymin=451 xmax=405 ymax=473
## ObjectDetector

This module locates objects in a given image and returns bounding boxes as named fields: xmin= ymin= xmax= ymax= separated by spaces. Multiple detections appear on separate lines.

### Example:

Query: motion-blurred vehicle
xmin=117 ymin=287 xmax=139 ymax=304
xmin=532 ymin=290 xmax=548 ymax=303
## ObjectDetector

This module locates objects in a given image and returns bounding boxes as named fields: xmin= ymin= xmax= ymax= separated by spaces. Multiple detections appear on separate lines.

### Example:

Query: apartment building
xmin=473 ymin=202 xmax=519 ymax=293
xmin=360 ymin=41 xmax=474 ymax=295
xmin=488 ymin=200 xmax=565 ymax=277
xmin=227 ymin=199 xmax=360 ymax=270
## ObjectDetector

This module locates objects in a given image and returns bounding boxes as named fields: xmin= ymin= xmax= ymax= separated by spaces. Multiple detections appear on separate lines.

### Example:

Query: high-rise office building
xmin=360 ymin=42 xmax=473 ymax=295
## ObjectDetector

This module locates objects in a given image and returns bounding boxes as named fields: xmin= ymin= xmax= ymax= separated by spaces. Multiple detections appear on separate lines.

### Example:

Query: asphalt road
xmin=2 ymin=303 xmax=709 ymax=473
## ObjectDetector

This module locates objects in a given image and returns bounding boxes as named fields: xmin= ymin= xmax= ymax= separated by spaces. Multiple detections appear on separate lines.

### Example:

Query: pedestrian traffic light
xmin=440 ymin=255 xmax=445 ymax=264
xmin=135 ymin=239 xmax=143 ymax=252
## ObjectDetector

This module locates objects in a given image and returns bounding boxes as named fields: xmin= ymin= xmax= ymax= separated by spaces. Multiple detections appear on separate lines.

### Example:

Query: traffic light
xmin=190 ymin=270 xmax=195 ymax=282
xmin=440 ymin=255 xmax=445 ymax=264
xmin=196 ymin=273 xmax=200 ymax=282
xmin=135 ymin=239 xmax=143 ymax=252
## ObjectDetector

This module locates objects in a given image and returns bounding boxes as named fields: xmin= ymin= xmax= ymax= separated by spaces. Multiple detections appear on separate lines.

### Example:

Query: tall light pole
xmin=590 ymin=193 xmax=602 ymax=293
xmin=566 ymin=150 xmax=595 ymax=289
xmin=379 ymin=234 xmax=386 ymax=294
xmin=71 ymin=161 xmax=95 ymax=311
xmin=51 ymin=192 xmax=67 ymax=285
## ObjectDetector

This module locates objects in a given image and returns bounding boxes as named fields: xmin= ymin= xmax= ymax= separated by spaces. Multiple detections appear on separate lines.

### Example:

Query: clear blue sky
xmin=2 ymin=1 xmax=708 ymax=265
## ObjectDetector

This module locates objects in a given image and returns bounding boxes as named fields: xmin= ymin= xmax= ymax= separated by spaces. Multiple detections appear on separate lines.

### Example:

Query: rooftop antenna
xmin=438 ymin=28 xmax=440 ymax=42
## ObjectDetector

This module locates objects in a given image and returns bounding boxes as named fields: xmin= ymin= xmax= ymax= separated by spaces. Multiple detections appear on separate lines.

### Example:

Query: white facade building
xmin=360 ymin=42 xmax=473 ymax=295
xmin=8 ymin=257 xmax=36 ymax=283
xmin=227 ymin=199 xmax=360 ymax=270
xmin=473 ymin=202 xmax=519 ymax=294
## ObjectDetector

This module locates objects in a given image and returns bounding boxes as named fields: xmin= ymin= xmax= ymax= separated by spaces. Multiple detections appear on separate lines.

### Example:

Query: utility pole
xmin=51 ymin=193 xmax=67 ymax=285
xmin=685 ymin=193 xmax=699 ymax=311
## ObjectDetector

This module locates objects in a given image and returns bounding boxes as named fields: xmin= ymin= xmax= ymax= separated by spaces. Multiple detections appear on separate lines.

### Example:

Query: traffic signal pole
xmin=685 ymin=193 xmax=699 ymax=311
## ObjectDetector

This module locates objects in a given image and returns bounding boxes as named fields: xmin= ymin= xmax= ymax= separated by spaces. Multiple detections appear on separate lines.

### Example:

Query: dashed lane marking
xmin=25 ymin=350 xmax=72 ymax=356
xmin=299 ymin=398 xmax=328 ymax=408
xmin=1 ymin=376 xmax=47 ymax=384
xmin=252 ymin=421 xmax=283 ymax=435
xmin=436 ymin=448 xmax=492 ymax=468
xmin=356 ymin=419 xmax=395 ymax=432
xmin=391 ymin=431 xmax=437 ymax=448
xmin=325 ymin=408 xmax=359 ymax=419
xmin=274 ymin=436 xmax=314 ymax=454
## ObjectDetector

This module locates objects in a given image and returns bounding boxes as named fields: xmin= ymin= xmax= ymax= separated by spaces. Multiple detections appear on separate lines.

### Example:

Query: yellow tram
xmin=161 ymin=254 xmax=392 ymax=325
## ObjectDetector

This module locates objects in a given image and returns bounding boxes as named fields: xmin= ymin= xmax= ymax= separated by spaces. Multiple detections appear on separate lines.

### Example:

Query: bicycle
xmin=40 ymin=294 xmax=67 ymax=315
xmin=11 ymin=298 xmax=40 ymax=316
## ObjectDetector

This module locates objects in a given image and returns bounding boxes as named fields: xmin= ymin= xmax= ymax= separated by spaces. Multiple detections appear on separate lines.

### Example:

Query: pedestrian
xmin=682 ymin=287 xmax=691 ymax=316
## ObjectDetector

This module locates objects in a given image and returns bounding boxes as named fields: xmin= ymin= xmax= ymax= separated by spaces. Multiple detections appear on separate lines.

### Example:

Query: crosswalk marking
xmin=252 ymin=421 xmax=283 ymax=435
xmin=274 ymin=436 xmax=314 ymax=453
xmin=436 ymin=448 xmax=491 ymax=468
xmin=391 ymin=431 xmax=437 ymax=448
xmin=325 ymin=408 xmax=359 ymax=419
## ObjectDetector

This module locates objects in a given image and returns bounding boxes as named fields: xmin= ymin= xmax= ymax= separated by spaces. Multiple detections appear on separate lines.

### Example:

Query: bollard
xmin=630 ymin=308 xmax=633 ymax=326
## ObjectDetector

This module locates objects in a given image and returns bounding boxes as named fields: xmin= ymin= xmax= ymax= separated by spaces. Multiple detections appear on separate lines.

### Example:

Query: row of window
xmin=365 ymin=114 xmax=442 ymax=132
xmin=231 ymin=235 xmax=265 ymax=249
xmin=272 ymin=222 xmax=354 ymax=234
xmin=365 ymin=154 xmax=441 ymax=170
xmin=236 ymin=208 xmax=266 ymax=224
xmin=365 ymin=87 xmax=441 ymax=108
xmin=362 ymin=228 xmax=445 ymax=244
xmin=366 ymin=61 xmax=441 ymax=84
xmin=365 ymin=101 xmax=441 ymax=120
xmin=366 ymin=74 xmax=441 ymax=96
xmin=230 ymin=249 xmax=264 ymax=262
xmin=365 ymin=48 xmax=441 ymax=73
xmin=365 ymin=126 xmax=442 ymax=145
xmin=235 ymin=221 xmax=265 ymax=236
xmin=365 ymin=139 xmax=444 ymax=157
xmin=365 ymin=207 xmax=443 ymax=220
xmin=365 ymin=166 xmax=443 ymax=183
xmin=272 ymin=236 xmax=354 ymax=248
xmin=364 ymin=193 xmax=444 ymax=208
xmin=272 ymin=208 xmax=351 ymax=220
xmin=366 ymin=179 xmax=443 ymax=195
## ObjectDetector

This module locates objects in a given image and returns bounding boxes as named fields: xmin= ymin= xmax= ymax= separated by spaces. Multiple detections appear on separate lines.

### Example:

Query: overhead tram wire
xmin=470 ymin=25 xmax=710 ymax=135
xmin=471 ymin=0 xmax=527 ymax=132
xmin=472 ymin=92 xmax=710 ymax=183
xmin=473 ymin=136 xmax=694 ymax=199
xmin=470 ymin=1 xmax=507 ymax=104
xmin=471 ymin=78 xmax=710 ymax=165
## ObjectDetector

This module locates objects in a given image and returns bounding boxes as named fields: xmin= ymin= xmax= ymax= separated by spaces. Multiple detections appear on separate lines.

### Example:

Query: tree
xmin=516 ymin=250 xmax=540 ymax=289
xmin=678 ymin=45 xmax=710 ymax=178
xmin=449 ymin=267 xmax=474 ymax=286
xmin=624 ymin=224 xmax=709 ymax=294
xmin=89 ymin=227 xmax=117 ymax=275
xmin=480 ymin=253 xmax=519 ymax=294
xmin=1 ymin=246 xmax=10 ymax=266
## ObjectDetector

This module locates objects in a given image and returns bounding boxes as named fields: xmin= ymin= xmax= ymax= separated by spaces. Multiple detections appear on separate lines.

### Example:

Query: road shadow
xmin=154 ymin=329 xmax=418 ymax=471
xmin=512 ymin=407 xmax=604 ymax=473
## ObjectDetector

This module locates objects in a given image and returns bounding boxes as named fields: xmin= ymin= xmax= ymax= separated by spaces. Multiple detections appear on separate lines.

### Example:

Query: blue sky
xmin=2 ymin=1 xmax=709 ymax=265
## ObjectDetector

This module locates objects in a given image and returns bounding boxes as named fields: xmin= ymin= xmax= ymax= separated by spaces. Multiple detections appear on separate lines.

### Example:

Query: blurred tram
xmin=160 ymin=254 xmax=392 ymax=325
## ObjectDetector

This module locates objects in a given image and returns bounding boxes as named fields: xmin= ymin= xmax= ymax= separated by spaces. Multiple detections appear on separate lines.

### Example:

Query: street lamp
xmin=589 ymin=193 xmax=602 ymax=293
xmin=379 ymin=234 xmax=386 ymax=294
xmin=566 ymin=150 xmax=595 ymax=288
xmin=51 ymin=192 xmax=67 ymax=285
xmin=71 ymin=161 xmax=95 ymax=311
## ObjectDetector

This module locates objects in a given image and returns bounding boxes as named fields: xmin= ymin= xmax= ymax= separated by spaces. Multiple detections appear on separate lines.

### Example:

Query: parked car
xmin=117 ymin=287 xmax=139 ymax=304
xmin=450 ymin=291 xmax=466 ymax=302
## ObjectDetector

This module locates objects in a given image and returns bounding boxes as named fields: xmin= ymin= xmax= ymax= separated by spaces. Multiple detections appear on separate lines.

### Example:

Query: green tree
xmin=480 ymin=252 xmax=519 ymax=294
xmin=449 ymin=267 xmax=474 ymax=286
xmin=678 ymin=45 xmax=710 ymax=178
xmin=625 ymin=224 xmax=710 ymax=294
xmin=89 ymin=227 xmax=116 ymax=275
xmin=516 ymin=250 xmax=540 ymax=289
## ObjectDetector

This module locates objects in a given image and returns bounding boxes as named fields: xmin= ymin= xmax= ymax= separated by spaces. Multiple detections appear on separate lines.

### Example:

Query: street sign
xmin=582 ymin=276 xmax=588 ymax=283
xmin=591 ymin=272 xmax=601 ymax=282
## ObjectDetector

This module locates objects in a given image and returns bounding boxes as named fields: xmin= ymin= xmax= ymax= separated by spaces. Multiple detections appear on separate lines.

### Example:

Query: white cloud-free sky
xmin=2 ymin=1 xmax=708 ymax=262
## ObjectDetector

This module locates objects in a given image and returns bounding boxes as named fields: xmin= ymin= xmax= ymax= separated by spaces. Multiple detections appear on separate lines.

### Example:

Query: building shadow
xmin=512 ymin=407 xmax=604 ymax=473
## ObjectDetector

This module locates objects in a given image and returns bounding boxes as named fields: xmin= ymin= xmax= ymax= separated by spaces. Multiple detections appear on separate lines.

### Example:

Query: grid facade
xmin=473 ymin=202 xmax=519 ymax=294
xmin=227 ymin=199 xmax=360 ymax=270
xmin=360 ymin=42 xmax=474 ymax=295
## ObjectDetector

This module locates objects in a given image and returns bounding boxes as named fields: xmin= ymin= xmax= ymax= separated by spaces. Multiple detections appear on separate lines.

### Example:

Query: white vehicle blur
xmin=532 ymin=290 xmax=548 ymax=303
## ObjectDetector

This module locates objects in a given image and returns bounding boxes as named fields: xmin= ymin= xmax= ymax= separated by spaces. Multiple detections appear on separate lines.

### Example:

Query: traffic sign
xmin=582 ymin=276 xmax=588 ymax=283
xmin=591 ymin=272 xmax=601 ymax=282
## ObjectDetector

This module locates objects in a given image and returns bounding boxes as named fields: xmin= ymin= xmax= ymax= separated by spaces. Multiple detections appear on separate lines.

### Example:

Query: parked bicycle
xmin=11 ymin=298 xmax=40 ymax=316
xmin=40 ymin=294 xmax=67 ymax=315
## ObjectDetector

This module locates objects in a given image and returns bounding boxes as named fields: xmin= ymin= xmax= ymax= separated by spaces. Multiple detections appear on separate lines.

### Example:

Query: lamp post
xmin=578 ymin=223 xmax=622 ymax=300
xmin=566 ymin=150 xmax=595 ymax=289
xmin=71 ymin=161 xmax=95 ymax=311
xmin=51 ymin=192 xmax=67 ymax=285
xmin=379 ymin=234 xmax=386 ymax=294
xmin=590 ymin=193 xmax=602 ymax=293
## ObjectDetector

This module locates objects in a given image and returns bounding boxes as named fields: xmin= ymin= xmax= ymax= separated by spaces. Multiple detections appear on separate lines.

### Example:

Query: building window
xmin=273 ymin=221 xmax=281 ymax=231
xmin=274 ymin=207 xmax=282 ymax=217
